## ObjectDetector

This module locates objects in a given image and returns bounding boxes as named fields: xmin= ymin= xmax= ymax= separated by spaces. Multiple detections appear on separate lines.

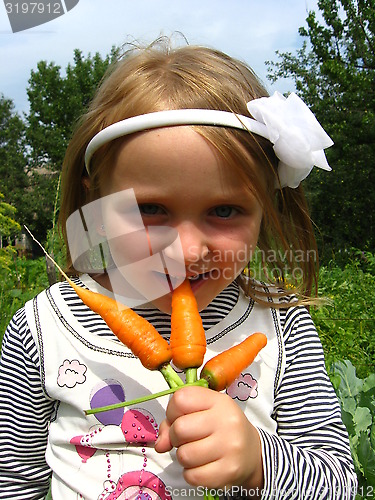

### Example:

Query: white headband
xmin=84 ymin=92 xmax=333 ymax=189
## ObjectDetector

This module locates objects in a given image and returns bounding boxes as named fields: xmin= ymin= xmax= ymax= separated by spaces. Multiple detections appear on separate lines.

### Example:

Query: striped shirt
xmin=0 ymin=279 xmax=357 ymax=499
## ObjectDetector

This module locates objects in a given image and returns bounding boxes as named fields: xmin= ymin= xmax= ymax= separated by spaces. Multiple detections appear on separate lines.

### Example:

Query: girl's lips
xmin=187 ymin=273 xmax=208 ymax=293
xmin=186 ymin=269 xmax=220 ymax=292
xmin=151 ymin=269 xmax=219 ymax=295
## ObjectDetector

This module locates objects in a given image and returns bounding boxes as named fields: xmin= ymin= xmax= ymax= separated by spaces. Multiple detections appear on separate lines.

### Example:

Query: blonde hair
xmin=59 ymin=38 xmax=319 ymax=305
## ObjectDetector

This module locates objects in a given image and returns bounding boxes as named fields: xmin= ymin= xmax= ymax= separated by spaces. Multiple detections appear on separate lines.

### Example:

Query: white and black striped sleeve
xmin=257 ymin=305 xmax=357 ymax=499
xmin=0 ymin=307 xmax=54 ymax=499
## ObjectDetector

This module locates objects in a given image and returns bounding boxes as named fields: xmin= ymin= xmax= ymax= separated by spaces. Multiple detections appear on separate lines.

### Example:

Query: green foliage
xmin=0 ymin=95 xmax=31 ymax=231
xmin=312 ymin=257 xmax=375 ymax=379
xmin=24 ymin=48 xmax=119 ymax=242
xmin=0 ymin=93 xmax=61 ymax=243
xmin=43 ymin=223 xmax=67 ymax=286
xmin=0 ymin=256 xmax=49 ymax=341
xmin=0 ymin=191 xmax=22 ymax=289
xmin=329 ymin=360 xmax=375 ymax=499
xmin=0 ymin=246 xmax=17 ymax=277
xmin=0 ymin=225 xmax=66 ymax=341
xmin=0 ymin=192 xmax=21 ymax=239
xmin=352 ymin=249 xmax=375 ymax=276
xmin=266 ymin=0 xmax=375 ymax=255
xmin=26 ymin=47 xmax=119 ymax=171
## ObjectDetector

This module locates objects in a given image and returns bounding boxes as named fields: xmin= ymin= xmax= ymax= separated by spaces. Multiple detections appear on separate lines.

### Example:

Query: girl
xmin=0 ymin=39 xmax=357 ymax=499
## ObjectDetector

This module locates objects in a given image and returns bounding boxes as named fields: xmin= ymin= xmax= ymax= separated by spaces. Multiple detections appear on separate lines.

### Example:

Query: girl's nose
xmin=175 ymin=221 xmax=210 ymax=264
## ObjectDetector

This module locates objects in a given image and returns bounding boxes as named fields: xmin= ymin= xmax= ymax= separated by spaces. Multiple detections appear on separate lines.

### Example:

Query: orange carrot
xmin=170 ymin=279 xmax=206 ymax=370
xmin=70 ymin=283 xmax=172 ymax=371
xmin=200 ymin=332 xmax=267 ymax=391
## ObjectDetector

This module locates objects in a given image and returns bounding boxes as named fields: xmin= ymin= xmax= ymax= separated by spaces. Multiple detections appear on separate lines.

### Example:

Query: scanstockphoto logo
xmin=4 ymin=0 xmax=79 ymax=33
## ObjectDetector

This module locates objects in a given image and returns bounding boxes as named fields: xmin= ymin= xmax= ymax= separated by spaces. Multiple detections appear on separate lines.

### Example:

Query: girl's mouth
xmin=151 ymin=269 xmax=219 ymax=295
xmin=153 ymin=271 xmax=212 ymax=292
xmin=180 ymin=270 xmax=219 ymax=291
xmin=186 ymin=272 xmax=208 ymax=287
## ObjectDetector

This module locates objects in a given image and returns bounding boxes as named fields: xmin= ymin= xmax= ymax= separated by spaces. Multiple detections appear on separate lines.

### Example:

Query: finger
xmin=154 ymin=419 xmax=173 ymax=453
xmin=175 ymin=435 xmax=218 ymax=470
xmin=166 ymin=385 xmax=215 ymax=424
xmin=182 ymin=458 xmax=230 ymax=490
xmin=169 ymin=410 xmax=213 ymax=448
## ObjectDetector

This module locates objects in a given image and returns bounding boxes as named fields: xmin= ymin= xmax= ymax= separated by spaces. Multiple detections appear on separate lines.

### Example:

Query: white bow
xmin=247 ymin=92 xmax=333 ymax=188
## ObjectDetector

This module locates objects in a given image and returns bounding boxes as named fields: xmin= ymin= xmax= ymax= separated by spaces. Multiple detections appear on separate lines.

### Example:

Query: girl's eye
xmin=139 ymin=204 xmax=165 ymax=216
xmin=212 ymin=206 xmax=238 ymax=219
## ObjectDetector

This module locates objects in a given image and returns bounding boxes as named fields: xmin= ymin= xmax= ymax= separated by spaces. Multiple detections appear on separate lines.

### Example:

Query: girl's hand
xmin=155 ymin=385 xmax=263 ymax=492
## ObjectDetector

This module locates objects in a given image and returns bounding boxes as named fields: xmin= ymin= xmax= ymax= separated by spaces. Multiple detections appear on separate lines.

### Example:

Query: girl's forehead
xmin=112 ymin=127 xmax=218 ymax=175
xmin=117 ymin=125 xmax=210 ymax=152
xmin=100 ymin=126 xmax=259 ymax=201
xmin=112 ymin=128 xmax=237 ymax=178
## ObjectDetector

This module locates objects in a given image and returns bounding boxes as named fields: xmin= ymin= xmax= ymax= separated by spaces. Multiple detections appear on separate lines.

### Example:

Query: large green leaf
xmin=363 ymin=374 xmax=375 ymax=393
xmin=332 ymin=360 xmax=363 ymax=398
xmin=354 ymin=407 xmax=372 ymax=434
xmin=357 ymin=432 xmax=375 ymax=487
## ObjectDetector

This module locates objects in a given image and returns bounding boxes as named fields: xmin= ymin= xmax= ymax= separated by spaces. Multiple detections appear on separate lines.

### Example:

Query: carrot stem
xmin=85 ymin=379 xmax=209 ymax=415
xmin=185 ymin=367 xmax=197 ymax=384
xmin=160 ymin=364 xmax=184 ymax=388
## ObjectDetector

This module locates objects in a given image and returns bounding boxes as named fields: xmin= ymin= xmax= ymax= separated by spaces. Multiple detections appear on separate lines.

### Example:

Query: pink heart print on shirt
xmin=121 ymin=408 xmax=158 ymax=444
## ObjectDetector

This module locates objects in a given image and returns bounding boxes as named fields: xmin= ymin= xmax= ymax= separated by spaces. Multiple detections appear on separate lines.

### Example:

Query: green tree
xmin=0 ymin=95 xmax=31 ymax=230
xmin=0 ymin=192 xmax=21 ymax=241
xmin=0 ymin=190 xmax=21 ymax=271
xmin=267 ymin=0 xmax=375 ymax=257
xmin=25 ymin=48 xmax=119 ymax=241
xmin=27 ymin=47 xmax=119 ymax=171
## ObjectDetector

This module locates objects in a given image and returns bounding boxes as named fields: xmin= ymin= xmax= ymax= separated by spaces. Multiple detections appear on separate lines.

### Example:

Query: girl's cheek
xmin=220 ymin=241 xmax=252 ymax=265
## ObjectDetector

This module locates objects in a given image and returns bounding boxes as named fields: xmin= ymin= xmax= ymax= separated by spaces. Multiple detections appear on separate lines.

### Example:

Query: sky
xmin=0 ymin=0 xmax=320 ymax=115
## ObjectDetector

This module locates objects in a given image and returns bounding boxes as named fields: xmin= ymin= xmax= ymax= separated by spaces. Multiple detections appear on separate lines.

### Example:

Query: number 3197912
xmin=5 ymin=3 xmax=63 ymax=14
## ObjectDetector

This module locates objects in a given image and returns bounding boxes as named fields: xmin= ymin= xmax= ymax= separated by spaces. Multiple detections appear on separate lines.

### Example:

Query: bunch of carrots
xmin=68 ymin=277 xmax=267 ymax=413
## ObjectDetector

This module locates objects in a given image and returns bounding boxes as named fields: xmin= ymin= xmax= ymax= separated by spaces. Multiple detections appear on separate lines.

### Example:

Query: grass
xmin=0 ymin=251 xmax=49 ymax=337
xmin=312 ymin=260 xmax=375 ymax=379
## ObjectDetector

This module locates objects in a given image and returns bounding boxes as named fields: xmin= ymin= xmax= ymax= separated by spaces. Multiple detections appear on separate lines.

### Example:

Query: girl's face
xmin=101 ymin=127 xmax=263 ymax=313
